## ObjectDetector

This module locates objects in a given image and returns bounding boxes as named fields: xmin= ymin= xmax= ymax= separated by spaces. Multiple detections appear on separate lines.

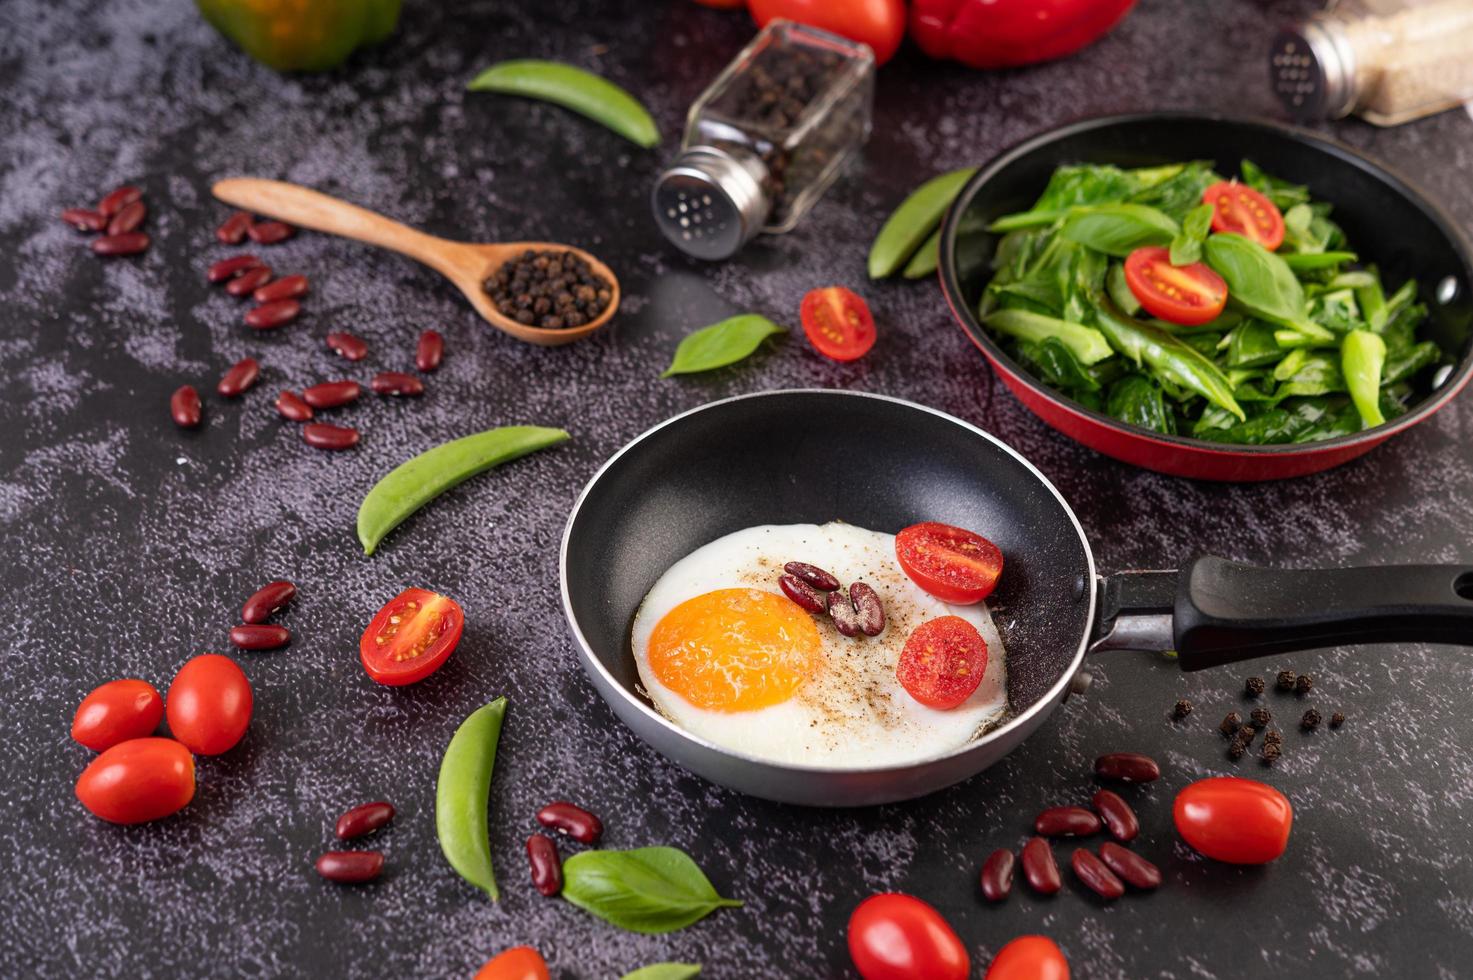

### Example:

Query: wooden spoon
xmin=212 ymin=178 xmax=618 ymax=347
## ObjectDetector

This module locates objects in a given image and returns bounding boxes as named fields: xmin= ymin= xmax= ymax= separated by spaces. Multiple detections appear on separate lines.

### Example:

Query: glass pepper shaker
xmin=652 ymin=19 xmax=875 ymax=260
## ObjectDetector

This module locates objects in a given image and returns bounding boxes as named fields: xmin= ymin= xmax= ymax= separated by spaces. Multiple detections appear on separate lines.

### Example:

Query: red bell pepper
xmin=910 ymin=0 xmax=1137 ymax=69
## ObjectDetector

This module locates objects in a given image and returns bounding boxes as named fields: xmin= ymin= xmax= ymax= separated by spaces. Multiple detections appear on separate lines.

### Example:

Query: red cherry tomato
xmin=473 ymin=946 xmax=550 ymax=980
xmin=986 ymin=935 xmax=1071 ymax=980
xmin=749 ymin=0 xmax=906 ymax=64
xmin=895 ymin=521 xmax=1004 ymax=603
xmin=360 ymin=588 xmax=465 ymax=686
xmin=896 ymin=616 xmax=989 ymax=710
xmin=799 ymin=286 xmax=877 ymax=362
xmin=75 ymin=737 xmax=195 ymax=824
xmin=848 ymin=893 xmax=970 ymax=980
xmin=1123 ymin=246 xmax=1228 ymax=327
xmin=910 ymin=0 xmax=1137 ymax=69
xmin=166 ymin=654 xmax=253 ymax=756
xmin=71 ymin=678 xmax=164 ymax=751
xmin=1202 ymin=181 xmax=1285 ymax=251
xmin=1174 ymin=776 xmax=1293 ymax=864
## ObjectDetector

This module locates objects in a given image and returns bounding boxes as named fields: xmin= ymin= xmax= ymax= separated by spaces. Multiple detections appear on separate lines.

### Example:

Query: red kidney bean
xmin=1098 ymin=842 xmax=1162 ymax=890
xmin=303 ymin=380 xmax=361 ymax=409
xmin=371 ymin=371 xmax=424 ymax=397
xmin=304 ymin=423 xmax=359 ymax=450
xmin=778 ymin=574 xmax=826 ymax=614
xmin=97 ymin=185 xmax=142 ymax=218
xmin=326 ymin=332 xmax=368 ymax=361
xmin=229 ymin=624 xmax=290 ymax=650
xmin=106 ymin=200 xmax=146 ymax=236
xmin=217 ymin=357 xmax=261 ymax=398
xmin=979 ymin=848 xmax=1014 ymax=902
xmin=1092 ymin=789 xmax=1139 ymax=843
xmin=849 ymin=581 xmax=885 ymax=636
xmin=527 ymin=833 xmax=563 ymax=896
xmin=827 ymin=588 xmax=862 ymax=637
xmin=207 ymin=254 xmax=263 ymax=283
xmin=245 ymin=299 xmax=300 ymax=329
xmin=216 ymin=210 xmax=254 ymax=245
xmin=783 ymin=561 xmax=840 ymax=591
xmin=1021 ymin=836 xmax=1061 ymax=895
xmin=416 ymin=330 xmax=444 ymax=372
xmin=275 ymin=390 xmax=313 ymax=422
xmin=1035 ymin=806 xmax=1101 ymax=837
xmin=335 ymin=801 xmax=395 ymax=840
xmin=61 ymin=208 xmax=107 ymax=232
xmin=170 ymin=385 xmax=201 ymax=428
xmin=1094 ymin=752 xmax=1161 ymax=783
xmin=1071 ymin=848 xmax=1124 ymax=900
xmin=225 ymin=265 xmax=273 ymax=297
xmin=248 ymin=220 xmax=294 ymax=244
xmin=315 ymin=850 xmax=383 ymax=884
xmin=92 ymin=232 xmax=149 ymax=256
xmin=536 ymin=801 xmax=603 ymax=845
xmin=255 ymin=274 xmax=308 ymax=303
xmin=242 ymin=580 xmax=296 ymax=624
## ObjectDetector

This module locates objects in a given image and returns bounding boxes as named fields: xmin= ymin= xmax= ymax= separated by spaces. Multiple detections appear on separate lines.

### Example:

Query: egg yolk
xmin=647 ymin=588 xmax=821 ymax=712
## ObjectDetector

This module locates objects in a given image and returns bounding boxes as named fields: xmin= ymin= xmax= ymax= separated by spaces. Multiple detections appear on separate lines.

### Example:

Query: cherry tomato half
xmin=1174 ymin=776 xmax=1293 ymax=864
xmin=896 ymin=616 xmax=989 ymax=710
xmin=800 ymin=286 xmax=877 ymax=361
xmin=986 ymin=935 xmax=1071 ymax=980
xmin=474 ymin=946 xmax=550 ymax=980
xmin=1202 ymin=181 xmax=1285 ymax=251
xmin=72 ymin=678 xmax=164 ymax=752
xmin=750 ymin=0 xmax=907 ymax=63
xmin=895 ymin=521 xmax=1004 ymax=603
xmin=166 ymin=654 xmax=253 ymax=756
xmin=75 ymin=737 xmax=195 ymax=824
xmin=1123 ymin=246 xmax=1228 ymax=327
xmin=360 ymin=588 xmax=465 ymax=686
xmin=848 ymin=893 xmax=970 ymax=980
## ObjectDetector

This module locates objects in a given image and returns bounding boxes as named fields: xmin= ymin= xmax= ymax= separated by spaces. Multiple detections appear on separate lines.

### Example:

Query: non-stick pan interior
xmin=563 ymin=391 xmax=1095 ymax=724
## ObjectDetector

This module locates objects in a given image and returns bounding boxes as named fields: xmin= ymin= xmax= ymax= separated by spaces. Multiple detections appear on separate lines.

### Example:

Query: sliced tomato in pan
xmin=895 ymin=521 xmax=1004 ymax=604
xmin=1123 ymin=246 xmax=1228 ymax=327
xmin=1202 ymin=181 xmax=1285 ymax=250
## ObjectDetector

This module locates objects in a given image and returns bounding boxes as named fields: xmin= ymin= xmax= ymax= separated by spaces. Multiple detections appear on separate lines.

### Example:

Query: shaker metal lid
xmin=1270 ymin=21 xmax=1357 ymax=120
xmin=651 ymin=145 xmax=771 ymax=260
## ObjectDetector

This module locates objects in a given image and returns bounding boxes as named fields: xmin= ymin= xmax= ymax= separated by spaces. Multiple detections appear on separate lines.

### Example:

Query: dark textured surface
xmin=3 ymin=1 xmax=1472 ymax=977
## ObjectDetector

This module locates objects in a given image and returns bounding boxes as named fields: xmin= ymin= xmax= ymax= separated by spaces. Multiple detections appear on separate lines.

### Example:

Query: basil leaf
xmin=1169 ymin=203 xmax=1214 ymax=266
xmin=982 ymin=308 xmax=1113 ymax=365
xmin=1059 ymin=204 xmax=1179 ymax=257
xmin=1107 ymin=374 xmax=1174 ymax=435
xmin=662 ymin=315 xmax=785 ymax=377
xmin=1203 ymin=232 xmax=1309 ymax=329
xmin=621 ymin=965 xmax=702 ymax=980
xmin=561 ymin=846 xmax=742 ymax=934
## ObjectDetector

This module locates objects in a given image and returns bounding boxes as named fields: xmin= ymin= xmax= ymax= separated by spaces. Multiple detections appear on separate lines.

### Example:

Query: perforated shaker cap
xmin=1271 ymin=21 xmax=1358 ymax=120
xmin=651 ymin=145 xmax=772 ymax=260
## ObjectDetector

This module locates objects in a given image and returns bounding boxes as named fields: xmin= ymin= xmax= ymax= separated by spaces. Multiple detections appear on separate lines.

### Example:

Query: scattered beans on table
xmin=1097 ymin=842 xmax=1162 ymax=890
xmin=303 ymin=423 xmax=359 ymax=450
xmin=245 ymin=299 xmax=300 ymax=330
xmin=526 ymin=833 xmax=563 ymax=896
xmin=248 ymin=220 xmax=295 ymax=245
xmin=371 ymin=371 xmax=424 ymax=397
xmin=217 ymin=357 xmax=261 ymax=397
xmin=242 ymin=580 xmax=296 ymax=623
xmin=335 ymin=801 xmax=395 ymax=840
xmin=1094 ymin=752 xmax=1160 ymax=783
xmin=302 ymin=380 xmax=361 ymax=409
xmin=61 ymin=208 xmax=107 ymax=232
xmin=93 ymin=232 xmax=150 ymax=256
xmin=216 ymin=210 xmax=254 ymax=245
xmin=274 ymin=390 xmax=314 ymax=422
xmin=254 ymin=274 xmax=308 ymax=303
xmin=315 ymin=850 xmax=384 ymax=884
xmin=1035 ymin=806 xmax=1101 ymax=838
xmin=979 ymin=848 xmax=1014 ymax=902
xmin=208 ymin=254 xmax=263 ymax=283
xmin=535 ymin=800 xmax=603 ymax=845
xmin=415 ymin=330 xmax=444 ymax=372
xmin=325 ymin=332 xmax=368 ymax=361
xmin=1021 ymin=836 xmax=1061 ymax=895
xmin=170 ymin=385 xmax=202 ymax=428
xmin=229 ymin=624 xmax=291 ymax=650
xmin=1071 ymin=848 xmax=1125 ymax=900
xmin=97 ymin=185 xmax=142 ymax=218
xmin=225 ymin=265 xmax=273 ymax=297
xmin=1092 ymin=789 xmax=1139 ymax=843
xmin=107 ymin=200 xmax=146 ymax=236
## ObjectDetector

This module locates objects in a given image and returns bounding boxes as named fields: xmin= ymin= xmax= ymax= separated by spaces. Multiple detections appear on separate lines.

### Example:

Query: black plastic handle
xmin=1174 ymin=556 xmax=1473 ymax=671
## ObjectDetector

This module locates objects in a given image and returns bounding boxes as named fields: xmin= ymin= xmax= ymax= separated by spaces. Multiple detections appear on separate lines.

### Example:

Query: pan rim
xmin=558 ymin=388 xmax=1099 ymax=777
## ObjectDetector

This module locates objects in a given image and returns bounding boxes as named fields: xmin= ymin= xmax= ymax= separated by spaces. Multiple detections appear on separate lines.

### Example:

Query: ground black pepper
xmin=1330 ymin=711 xmax=1346 ymax=728
xmin=1294 ymin=673 xmax=1314 ymax=695
xmin=1301 ymin=708 xmax=1322 ymax=731
xmin=1172 ymin=699 xmax=1193 ymax=721
xmin=1245 ymin=676 xmax=1265 ymax=696
xmin=483 ymin=249 xmax=613 ymax=329
xmin=1219 ymin=711 xmax=1242 ymax=737
xmin=1250 ymin=707 xmax=1272 ymax=727
xmin=1277 ymin=669 xmax=1297 ymax=691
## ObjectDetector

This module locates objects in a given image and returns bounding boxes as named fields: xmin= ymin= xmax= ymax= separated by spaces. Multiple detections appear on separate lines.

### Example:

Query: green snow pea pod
xmin=868 ymin=168 xmax=977 ymax=279
xmin=357 ymin=425 xmax=569 ymax=555
xmin=1343 ymin=330 xmax=1387 ymax=428
xmin=901 ymin=227 xmax=942 ymax=279
xmin=436 ymin=697 xmax=507 ymax=900
xmin=467 ymin=60 xmax=660 ymax=148
xmin=1092 ymin=296 xmax=1245 ymax=420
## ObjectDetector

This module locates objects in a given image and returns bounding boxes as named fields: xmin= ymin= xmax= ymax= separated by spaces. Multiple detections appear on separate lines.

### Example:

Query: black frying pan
xmin=560 ymin=390 xmax=1473 ymax=806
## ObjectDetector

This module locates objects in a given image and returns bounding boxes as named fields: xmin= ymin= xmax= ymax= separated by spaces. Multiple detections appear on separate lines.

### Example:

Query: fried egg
xmin=630 ymin=522 xmax=1008 ymax=769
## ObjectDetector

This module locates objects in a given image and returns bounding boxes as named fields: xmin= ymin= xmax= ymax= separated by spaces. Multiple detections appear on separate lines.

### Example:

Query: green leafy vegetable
xmin=982 ymin=308 xmax=1112 ymax=365
xmin=561 ymin=846 xmax=742 ymax=934
xmin=662 ymin=315 xmax=785 ymax=377
xmin=1092 ymin=298 xmax=1245 ymax=419
xmin=1203 ymin=233 xmax=1307 ymax=328
xmin=621 ymin=965 xmax=702 ymax=980
xmin=1343 ymin=330 xmax=1387 ymax=427
xmin=1059 ymin=204 xmax=1178 ymax=257
xmin=1107 ymin=374 xmax=1174 ymax=434
xmin=1169 ymin=203 xmax=1214 ymax=266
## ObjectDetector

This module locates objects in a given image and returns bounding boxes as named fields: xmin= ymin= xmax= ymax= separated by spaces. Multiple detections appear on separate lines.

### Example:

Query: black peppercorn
xmin=1250 ymin=707 xmax=1272 ymax=727
xmin=482 ymin=248 xmax=612 ymax=329
xmin=1261 ymin=740 xmax=1282 ymax=764
xmin=1301 ymin=708 xmax=1322 ymax=731
xmin=1220 ymin=711 xmax=1242 ymax=737
xmin=1172 ymin=699 xmax=1193 ymax=720
xmin=1294 ymin=673 xmax=1314 ymax=695
xmin=1263 ymin=728 xmax=1282 ymax=744
xmin=1330 ymin=711 xmax=1346 ymax=728
xmin=1245 ymin=676 xmax=1265 ymax=696
xmin=1276 ymin=670 xmax=1297 ymax=691
xmin=1228 ymin=741 xmax=1246 ymax=760
xmin=1237 ymin=723 xmax=1257 ymax=741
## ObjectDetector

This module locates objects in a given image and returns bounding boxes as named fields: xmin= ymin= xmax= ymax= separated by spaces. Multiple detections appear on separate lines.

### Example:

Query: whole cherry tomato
xmin=1174 ymin=776 xmax=1293 ymax=864
xmin=75 ymin=737 xmax=195 ymax=824
xmin=848 ymin=893 xmax=970 ymax=980
xmin=1202 ymin=182 xmax=1285 ymax=251
xmin=474 ymin=946 xmax=550 ymax=980
xmin=166 ymin=654 xmax=253 ymax=755
xmin=986 ymin=936 xmax=1070 ymax=980
xmin=749 ymin=0 xmax=907 ymax=64
xmin=71 ymin=678 xmax=164 ymax=751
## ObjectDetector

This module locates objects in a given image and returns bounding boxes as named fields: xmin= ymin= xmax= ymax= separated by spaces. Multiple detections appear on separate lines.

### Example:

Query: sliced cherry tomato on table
xmin=896 ymin=615 xmax=988 ymax=710
xmin=166 ymin=654 xmax=253 ymax=756
xmin=1123 ymin=246 xmax=1228 ymax=327
xmin=985 ymin=935 xmax=1071 ymax=980
xmin=360 ymin=587 xmax=465 ymax=686
xmin=848 ymin=893 xmax=970 ymax=980
xmin=473 ymin=946 xmax=550 ymax=980
xmin=749 ymin=0 xmax=907 ymax=64
xmin=75 ymin=737 xmax=195 ymax=824
xmin=895 ymin=521 xmax=1004 ymax=603
xmin=1174 ymin=776 xmax=1293 ymax=864
xmin=1202 ymin=181 xmax=1285 ymax=250
xmin=72 ymin=678 xmax=164 ymax=751
xmin=800 ymin=286 xmax=877 ymax=362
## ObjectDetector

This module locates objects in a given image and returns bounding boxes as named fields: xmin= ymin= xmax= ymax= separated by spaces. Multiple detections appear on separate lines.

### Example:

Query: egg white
xmin=630 ymin=522 xmax=1008 ymax=769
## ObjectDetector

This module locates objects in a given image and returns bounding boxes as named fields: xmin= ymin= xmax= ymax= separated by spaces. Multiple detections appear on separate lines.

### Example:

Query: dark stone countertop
xmin=4 ymin=1 xmax=1472 ymax=977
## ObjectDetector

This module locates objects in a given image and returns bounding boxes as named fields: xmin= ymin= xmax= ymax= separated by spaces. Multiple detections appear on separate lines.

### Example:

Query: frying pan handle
xmin=1174 ymin=556 xmax=1473 ymax=671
